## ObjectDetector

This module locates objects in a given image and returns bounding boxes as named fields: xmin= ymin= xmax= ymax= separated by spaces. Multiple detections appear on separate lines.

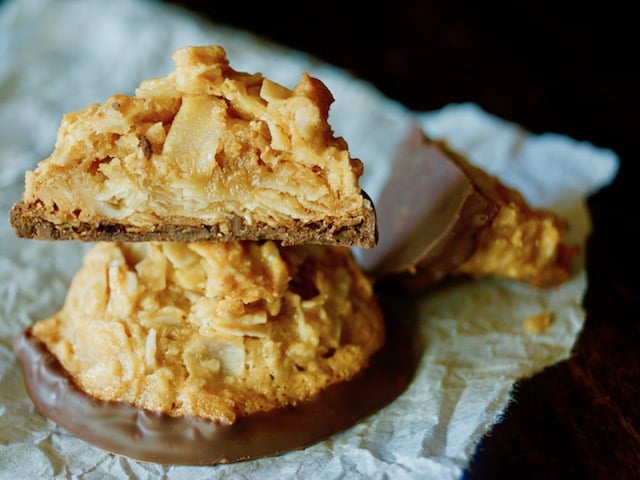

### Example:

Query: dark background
xmin=163 ymin=1 xmax=639 ymax=478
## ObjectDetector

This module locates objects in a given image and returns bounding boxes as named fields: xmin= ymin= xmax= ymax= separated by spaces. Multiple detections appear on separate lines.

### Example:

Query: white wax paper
xmin=0 ymin=0 xmax=619 ymax=479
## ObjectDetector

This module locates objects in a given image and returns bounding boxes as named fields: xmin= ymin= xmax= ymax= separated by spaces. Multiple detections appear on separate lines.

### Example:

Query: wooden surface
xmin=167 ymin=2 xmax=639 ymax=478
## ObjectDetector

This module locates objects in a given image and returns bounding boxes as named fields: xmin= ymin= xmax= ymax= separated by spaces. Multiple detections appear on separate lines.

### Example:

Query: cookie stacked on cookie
xmin=10 ymin=45 xmax=578 ymax=467
xmin=11 ymin=46 xmax=400 ymax=465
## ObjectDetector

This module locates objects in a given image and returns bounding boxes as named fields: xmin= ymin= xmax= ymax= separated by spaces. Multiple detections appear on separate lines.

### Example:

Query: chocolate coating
xmin=359 ymin=126 xmax=496 ymax=291
xmin=9 ymin=193 xmax=377 ymax=249
xmin=13 ymin=298 xmax=417 ymax=465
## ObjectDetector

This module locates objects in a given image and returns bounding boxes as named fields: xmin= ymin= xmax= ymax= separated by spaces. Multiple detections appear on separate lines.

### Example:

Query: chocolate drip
xmin=13 ymin=299 xmax=417 ymax=465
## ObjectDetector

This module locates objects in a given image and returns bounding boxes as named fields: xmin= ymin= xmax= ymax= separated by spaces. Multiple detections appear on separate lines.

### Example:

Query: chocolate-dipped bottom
xmin=359 ymin=126 xmax=496 ymax=291
xmin=13 ymin=298 xmax=417 ymax=466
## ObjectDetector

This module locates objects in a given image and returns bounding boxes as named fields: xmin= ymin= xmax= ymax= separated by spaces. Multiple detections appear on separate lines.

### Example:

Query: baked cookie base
xmin=9 ymin=198 xmax=377 ymax=248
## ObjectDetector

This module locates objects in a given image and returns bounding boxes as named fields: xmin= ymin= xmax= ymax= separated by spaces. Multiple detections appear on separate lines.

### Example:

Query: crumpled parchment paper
xmin=0 ymin=0 xmax=620 ymax=479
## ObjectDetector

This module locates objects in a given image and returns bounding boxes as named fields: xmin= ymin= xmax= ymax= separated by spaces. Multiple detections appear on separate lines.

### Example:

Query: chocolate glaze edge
xmin=12 ymin=298 xmax=418 ymax=466
xmin=360 ymin=125 xmax=497 ymax=292
xmin=9 ymin=194 xmax=378 ymax=249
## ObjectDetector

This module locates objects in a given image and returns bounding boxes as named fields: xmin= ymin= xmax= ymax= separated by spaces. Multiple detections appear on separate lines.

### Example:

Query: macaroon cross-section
xmin=10 ymin=46 xmax=377 ymax=248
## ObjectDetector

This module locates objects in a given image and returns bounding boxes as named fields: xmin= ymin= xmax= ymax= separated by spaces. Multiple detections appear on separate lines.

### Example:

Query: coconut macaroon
xmin=359 ymin=126 xmax=578 ymax=292
xmin=10 ymin=45 xmax=391 ymax=465
xmin=25 ymin=240 xmax=385 ymax=425
xmin=10 ymin=46 xmax=376 ymax=247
